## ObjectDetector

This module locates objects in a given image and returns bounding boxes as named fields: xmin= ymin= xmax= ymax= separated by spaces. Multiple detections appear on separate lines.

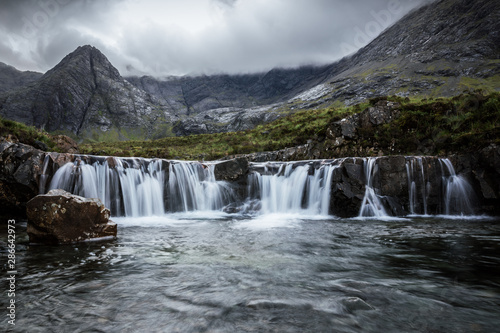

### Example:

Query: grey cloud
xmin=0 ymin=0 xmax=429 ymax=76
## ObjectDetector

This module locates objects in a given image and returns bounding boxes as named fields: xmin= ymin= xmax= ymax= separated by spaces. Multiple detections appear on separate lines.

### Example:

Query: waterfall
xmin=45 ymin=154 xmax=477 ymax=219
xmin=39 ymin=154 xmax=51 ymax=194
xmin=358 ymin=158 xmax=389 ymax=218
xmin=406 ymin=157 xmax=429 ymax=215
xmin=168 ymin=162 xmax=235 ymax=212
xmin=439 ymin=159 xmax=475 ymax=215
xmin=49 ymin=157 xmax=165 ymax=217
xmin=247 ymin=162 xmax=335 ymax=215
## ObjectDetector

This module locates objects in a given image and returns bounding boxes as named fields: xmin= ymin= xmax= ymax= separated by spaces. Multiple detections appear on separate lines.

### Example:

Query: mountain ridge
xmin=1 ymin=0 xmax=498 ymax=140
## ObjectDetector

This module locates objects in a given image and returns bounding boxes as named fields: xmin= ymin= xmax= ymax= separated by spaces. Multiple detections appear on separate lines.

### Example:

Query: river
xmin=3 ymin=213 xmax=500 ymax=332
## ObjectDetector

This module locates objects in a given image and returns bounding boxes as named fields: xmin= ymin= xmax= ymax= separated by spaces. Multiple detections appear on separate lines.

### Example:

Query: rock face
xmin=0 ymin=62 xmax=42 ymax=94
xmin=0 ymin=138 xmax=45 ymax=217
xmin=0 ymin=46 xmax=170 ymax=141
xmin=26 ymin=189 xmax=117 ymax=244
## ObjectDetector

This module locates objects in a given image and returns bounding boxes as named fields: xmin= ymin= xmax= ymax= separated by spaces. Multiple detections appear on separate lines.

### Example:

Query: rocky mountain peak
xmin=44 ymin=44 xmax=121 ymax=82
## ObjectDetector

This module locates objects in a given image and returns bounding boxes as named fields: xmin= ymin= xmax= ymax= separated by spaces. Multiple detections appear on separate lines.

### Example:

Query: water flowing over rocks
xmin=26 ymin=189 xmax=116 ymax=244
xmin=1 ymin=140 xmax=499 ymax=219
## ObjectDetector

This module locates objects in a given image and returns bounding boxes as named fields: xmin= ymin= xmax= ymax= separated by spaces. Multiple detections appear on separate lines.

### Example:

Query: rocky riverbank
xmin=1 ymin=134 xmax=499 ymax=219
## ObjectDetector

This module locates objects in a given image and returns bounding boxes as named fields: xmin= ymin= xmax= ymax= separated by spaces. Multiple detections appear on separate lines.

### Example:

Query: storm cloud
xmin=0 ymin=0 xmax=430 ymax=76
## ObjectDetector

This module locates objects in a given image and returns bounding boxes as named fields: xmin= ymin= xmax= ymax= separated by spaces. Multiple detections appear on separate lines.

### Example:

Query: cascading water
xmin=168 ymin=162 xmax=235 ymax=212
xmin=439 ymin=159 xmax=475 ymax=215
xmin=247 ymin=162 xmax=335 ymax=215
xmin=48 ymin=157 xmax=166 ymax=217
xmin=45 ymin=154 xmax=477 ymax=219
xmin=406 ymin=157 xmax=429 ymax=215
xmin=38 ymin=154 xmax=51 ymax=194
xmin=358 ymin=156 xmax=476 ymax=217
xmin=358 ymin=158 xmax=389 ymax=218
xmin=47 ymin=157 xmax=236 ymax=217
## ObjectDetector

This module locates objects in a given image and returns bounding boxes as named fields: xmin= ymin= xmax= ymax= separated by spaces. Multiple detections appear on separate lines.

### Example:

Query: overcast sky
xmin=0 ymin=0 xmax=429 ymax=77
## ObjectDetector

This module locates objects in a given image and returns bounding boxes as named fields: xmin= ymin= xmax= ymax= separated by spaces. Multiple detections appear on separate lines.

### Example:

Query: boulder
xmin=26 ymin=189 xmax=117 ymax=244
xmin=213 ymin=157 xmax=249 ymax=181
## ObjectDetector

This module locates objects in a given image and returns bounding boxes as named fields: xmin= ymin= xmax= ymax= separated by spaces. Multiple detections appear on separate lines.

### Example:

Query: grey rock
xmin=213 ymin=157 xmax=249 ymax=181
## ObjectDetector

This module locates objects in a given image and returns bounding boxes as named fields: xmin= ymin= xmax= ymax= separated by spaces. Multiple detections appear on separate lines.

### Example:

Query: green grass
xmin=80 ymin=91 xmax=499 ymax=159
xmin=4 ymin=91 xmax=496 ymax=160
xmin=0 ymin=116 xmax=58 ymax=151
xmin=80 ymin=104 xmax=360 ymax=159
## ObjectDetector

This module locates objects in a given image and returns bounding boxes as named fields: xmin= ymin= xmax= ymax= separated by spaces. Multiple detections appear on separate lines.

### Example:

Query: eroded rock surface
xmin=27 ymin=189 xmax=117 ymax=244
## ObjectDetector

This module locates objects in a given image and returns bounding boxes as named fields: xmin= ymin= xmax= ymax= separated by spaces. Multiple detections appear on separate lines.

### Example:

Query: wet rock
xmin=26 ymin=189 xmax=117 ymax=245
xmin=0 ymin=139 xmax=44 ymax=217
xmin=330 ymin=158 xmax=366 ymax=217
xmin=213 ymin=157 xmax=249 ymax=181
xmin=33 ymin=140 xmax=49 ymax=151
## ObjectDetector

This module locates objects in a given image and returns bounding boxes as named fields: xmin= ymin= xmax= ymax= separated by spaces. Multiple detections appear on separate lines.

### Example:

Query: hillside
xmin=0 ymin=62 xmax=42 ymax=94
xmin=0 ymin=0 xmax=498 ymax=140
xmin=79 ymin=91 xmax=500 ymax=160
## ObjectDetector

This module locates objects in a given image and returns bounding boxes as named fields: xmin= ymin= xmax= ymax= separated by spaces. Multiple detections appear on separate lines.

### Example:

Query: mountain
xmin=0 ymin=62 xmax=42 ymax=94
xmin=0 ymin=0 xmax=498 ymax=140
xmin=125 ymin=0 xmax=500 ymax=133
xmin=125 ymin=65 xmax=333 ymax=115
xmin=0 ymin=46 xmax=172 ymax=140
xmin=303 ymin=0 xmax=500 ymax=107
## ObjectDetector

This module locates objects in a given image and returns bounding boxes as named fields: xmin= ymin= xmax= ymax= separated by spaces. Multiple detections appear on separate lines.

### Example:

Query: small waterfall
xmin=359 ymin=158 xmax=389 ymax=218
xmin=248 ymin=162 xmax=335 ymax=215
xmin=48 ymin=157 xmax=166 ymax=217
xmin=168 ymin=162 xmax=235 ymax=212
xmin=45 ymin=154 xmax=477 ymax=219
xmin=406 ymin=157 xmax=429 ymax=215
xmin=439 ymin=159 xmax=475 ymax=215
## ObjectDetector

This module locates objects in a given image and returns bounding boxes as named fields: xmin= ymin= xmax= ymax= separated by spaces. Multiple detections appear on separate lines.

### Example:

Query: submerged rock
xmin=26 ymin=189 xmax=117 ymax=245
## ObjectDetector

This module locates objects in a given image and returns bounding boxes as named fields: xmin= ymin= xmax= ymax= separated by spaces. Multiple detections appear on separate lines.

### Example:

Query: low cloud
xmin=0 ymin=0 xmax=429 ymax=76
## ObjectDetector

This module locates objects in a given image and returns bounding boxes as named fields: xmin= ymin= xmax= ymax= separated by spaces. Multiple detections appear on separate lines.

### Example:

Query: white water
xmin=360 ymin=157 xmax=476 ymax=218
xmin=359 ymin=158 xmax=389 ymax=218
xmin=46 ymin=155 xmax=476 ymax=219
xmin=49 ymin=157 xmax=165 ymax=217
xmin=439 ymin=159 xmax=475 ymax=215
xmin=168 ymin=162 xmax=235 ymax=212
xmin=406 ymin=157 xmax=429 ymax=215
xmin=247 ymin=162 xmax=335 ymax=216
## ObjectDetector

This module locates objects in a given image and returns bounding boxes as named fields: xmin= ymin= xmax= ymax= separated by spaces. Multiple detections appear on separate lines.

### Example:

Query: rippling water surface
xmin=2 ymin=214 xmax=500 ymax=332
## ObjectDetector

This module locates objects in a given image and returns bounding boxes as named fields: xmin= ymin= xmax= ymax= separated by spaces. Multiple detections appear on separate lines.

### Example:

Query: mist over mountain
xmin=0 ymin=0 xmax=498 ymax=140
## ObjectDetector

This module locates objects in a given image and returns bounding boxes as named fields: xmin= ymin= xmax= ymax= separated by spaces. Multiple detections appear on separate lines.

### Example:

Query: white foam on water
xmin=233 ymin=213 xmax=305 ymax=230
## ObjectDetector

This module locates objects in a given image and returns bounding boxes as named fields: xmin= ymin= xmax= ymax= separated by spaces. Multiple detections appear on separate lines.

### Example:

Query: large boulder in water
xmin=26 ymin=189 xmax=117 ymax=244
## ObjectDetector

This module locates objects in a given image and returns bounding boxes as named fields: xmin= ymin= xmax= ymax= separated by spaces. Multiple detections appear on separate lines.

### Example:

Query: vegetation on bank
xmin=1 ymin=91 xmax=498 ymax=160
xmin=78 ymin=91 xmax=499 ymax=160
xmin=0 ymin=116 xmax=58 ymax=150
xmin=364 ymin=91 xmax=499 ymax=155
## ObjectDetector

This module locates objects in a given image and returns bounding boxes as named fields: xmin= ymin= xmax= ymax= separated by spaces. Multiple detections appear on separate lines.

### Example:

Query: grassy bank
xmin=0 ymin=116 xmax=58 ymax=150
xmin=2 ymin=91 xmax=498 ymax=160
xmin=79 ymin=91 xmax=499 ymax=160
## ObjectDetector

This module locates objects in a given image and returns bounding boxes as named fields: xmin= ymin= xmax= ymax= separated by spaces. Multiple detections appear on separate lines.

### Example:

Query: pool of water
xmin=2 ymin=214 xmax=500 ymax=332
